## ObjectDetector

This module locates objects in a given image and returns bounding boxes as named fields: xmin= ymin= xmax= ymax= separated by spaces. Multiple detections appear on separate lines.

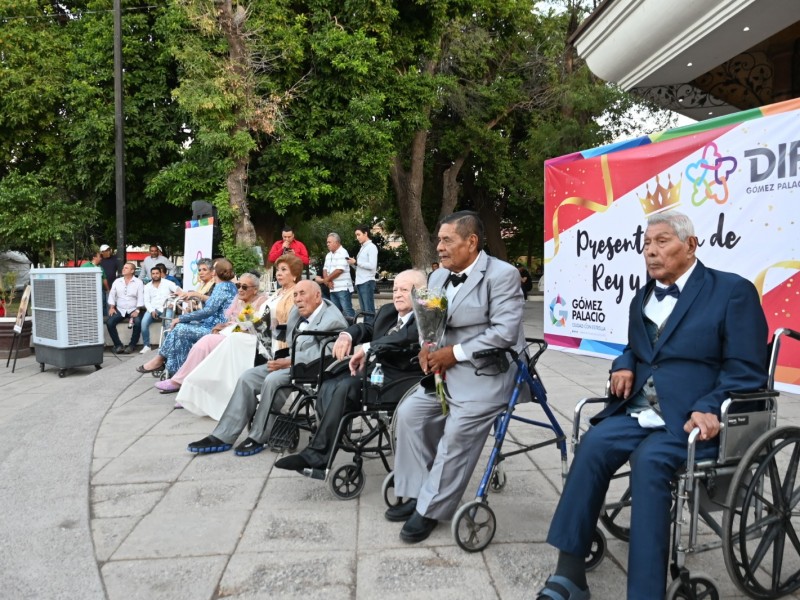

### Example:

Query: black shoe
xmin=187 ymin=435 xmax=232 ymax=454
xmin=385 ymin=499 xmax=417 ymax=522
xmin=124 ymin=345 xmax=135 ymax=354
xmin=400 ymin=511 xmax=438 ymax=543
xmin=112 ymin=345 xmax=124 ymax=354
xmin=274 ymin=453 xmax=312 ymax=471
xmin=235 ymin=438 xmax=264 ymax=457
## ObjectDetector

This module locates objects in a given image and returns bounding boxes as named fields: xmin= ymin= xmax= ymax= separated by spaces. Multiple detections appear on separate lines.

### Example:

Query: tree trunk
xmin=389 ymin=128 xmax=437 ymax=269
xmin=227 ymin=157 xmax=257 ymax=246
xmin=219 ymin=0 xmax=257 ymax=247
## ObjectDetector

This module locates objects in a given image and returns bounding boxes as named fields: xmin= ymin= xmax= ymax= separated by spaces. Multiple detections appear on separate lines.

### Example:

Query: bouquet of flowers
xmin=231 ymin=303 xmax=272 ymax=358
xmin=232 ymin=303 xmax=262 ymax=332
xmin=411 ymin=286 xmax=449 ymax=415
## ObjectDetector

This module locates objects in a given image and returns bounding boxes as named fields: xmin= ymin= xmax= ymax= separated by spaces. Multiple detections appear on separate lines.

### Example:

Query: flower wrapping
xmin=411 ymin=286 xmax=449 ymax=415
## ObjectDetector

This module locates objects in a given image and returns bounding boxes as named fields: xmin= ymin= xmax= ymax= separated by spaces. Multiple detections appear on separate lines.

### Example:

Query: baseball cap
xmin=99 ymin=244 xmax=110 ymax=251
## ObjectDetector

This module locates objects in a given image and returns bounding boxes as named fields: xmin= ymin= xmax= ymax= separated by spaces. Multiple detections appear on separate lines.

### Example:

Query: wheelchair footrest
xmin=268 ymin=415 xmax=299 ymax=451
xmin=302 ymin=467 xmax=326 ymax=481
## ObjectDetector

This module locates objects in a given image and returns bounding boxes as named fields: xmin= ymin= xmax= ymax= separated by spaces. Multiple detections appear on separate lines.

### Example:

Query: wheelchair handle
xmin=769 ymin=328 xmax=800 ymax=390
xmin=686 ymin=427 xmax=701 ymax=488
xmin=473 ymin=347 xmax=519 ymax=361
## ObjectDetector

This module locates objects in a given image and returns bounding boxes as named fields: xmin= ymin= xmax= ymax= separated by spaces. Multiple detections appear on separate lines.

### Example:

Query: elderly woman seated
xmin=137 ymin=258 xmax=237 ymax=376
xmin=154 ymin=271 xmax=267 ymax=393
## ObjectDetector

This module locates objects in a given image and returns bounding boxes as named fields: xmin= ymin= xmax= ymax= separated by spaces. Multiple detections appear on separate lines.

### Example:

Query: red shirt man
xmin=267 ymin=226 xmax=309 ymax=266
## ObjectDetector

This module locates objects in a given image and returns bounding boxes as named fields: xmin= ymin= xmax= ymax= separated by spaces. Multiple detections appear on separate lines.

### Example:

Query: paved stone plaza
xmin=2 ymin=299 xmax=800 ymax=599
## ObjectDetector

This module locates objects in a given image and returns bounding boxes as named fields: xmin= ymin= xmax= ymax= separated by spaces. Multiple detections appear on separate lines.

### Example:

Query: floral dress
xmin=159 ymin=280 xmax=237 ymax=374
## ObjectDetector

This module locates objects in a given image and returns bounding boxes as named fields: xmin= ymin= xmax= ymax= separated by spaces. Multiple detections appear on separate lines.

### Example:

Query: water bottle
xmin=370 ymin=363 xmax=384 ymax=388
xmin=127 ymin=316 xmax=134 ymax=329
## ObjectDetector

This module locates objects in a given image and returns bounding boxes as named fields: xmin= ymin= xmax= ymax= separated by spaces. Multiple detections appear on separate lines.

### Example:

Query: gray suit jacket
xmin=284 ymin=299 xmax=349 ymax=365
xmin=428 ymin=252 xmax=525 ymax=403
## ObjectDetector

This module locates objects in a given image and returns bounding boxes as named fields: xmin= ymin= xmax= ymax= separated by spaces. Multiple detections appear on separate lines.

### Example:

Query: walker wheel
xmin=490 ymin=464 xmax=507 ymax=492
xmin=382 ymin=471 xmax=403 ymax=508
xmin=665 ymin=572 xmax=720 ymax=600
xmin=328 ymin=464 xmax=365 ymax=500
xmin=585 ymin=527 xmax=606 ymax=572
xmin=452 ymin=500 xmax=496 ymax=552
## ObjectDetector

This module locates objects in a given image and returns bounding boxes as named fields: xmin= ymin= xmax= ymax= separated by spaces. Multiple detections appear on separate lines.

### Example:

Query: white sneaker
xmin=139 ymin=345 xmax=151 ymax=354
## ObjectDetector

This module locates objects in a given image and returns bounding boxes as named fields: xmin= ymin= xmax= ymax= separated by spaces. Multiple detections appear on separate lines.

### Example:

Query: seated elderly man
xmin=187 ymin=280 xmax=348 ymax=457
xmin=275 ymin=269 xmax=427 ymax=473
xmin=537 ymin=211 xmax=768 ymax=600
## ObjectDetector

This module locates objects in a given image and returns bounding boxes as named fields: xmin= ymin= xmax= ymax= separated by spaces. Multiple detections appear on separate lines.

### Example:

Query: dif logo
xmin=549 ymin=295 xmax=568 ymax=327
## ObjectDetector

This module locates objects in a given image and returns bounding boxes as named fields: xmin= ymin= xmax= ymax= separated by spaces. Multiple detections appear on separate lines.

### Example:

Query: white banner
xmin=183 ymin=218 xmax=214 ymax=291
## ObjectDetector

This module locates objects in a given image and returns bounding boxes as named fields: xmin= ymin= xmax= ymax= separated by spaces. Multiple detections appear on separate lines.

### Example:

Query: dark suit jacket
xmin=596 ymin=260 xmax=769 ymax=440
xmin=346 ymin=303 xmax=421 ymax=383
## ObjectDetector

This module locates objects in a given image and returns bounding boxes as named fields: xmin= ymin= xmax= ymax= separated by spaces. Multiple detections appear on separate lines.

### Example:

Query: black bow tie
xmin=448 ymin=273 xmax=467 ymax=287
xmin=653 ymin=284 xmax=680 ymax=302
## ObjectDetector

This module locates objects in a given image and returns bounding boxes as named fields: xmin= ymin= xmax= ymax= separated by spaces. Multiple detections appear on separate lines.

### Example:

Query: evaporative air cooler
xmin=30 ymin=268 xmax=104 ymax=377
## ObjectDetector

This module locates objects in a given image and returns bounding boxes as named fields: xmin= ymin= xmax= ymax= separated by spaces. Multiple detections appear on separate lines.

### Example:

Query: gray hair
xmin=327 ymin=232 xmax=341 ymax=243
xmin=647 ymin=210 xmax=695 ymax=242
xmin=396 ymin=269 xmax=427 ymax=290
xmin=439 ymin=210 xmax=485 ymax=248
xmin=197 ymin=258 xmax=213 ymax=269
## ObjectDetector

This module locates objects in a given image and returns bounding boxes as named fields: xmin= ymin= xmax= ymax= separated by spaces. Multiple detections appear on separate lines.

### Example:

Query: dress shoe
xmin=187 ymin=435 xmax=232 ymax=454
xmin=384 ymin=499 xmax=417 ymax=522
xmin=235 ymin=437 xmax=264 ymax=457
xmin=123 ymin=345 xmax=134 ymax=354
xmin=112 ymin=345 xmax=124 ymax=354
xmin=400 ymin=511 xmax=438 ymax=543
xmin=274 ymin=454 xmax=312 ymax=471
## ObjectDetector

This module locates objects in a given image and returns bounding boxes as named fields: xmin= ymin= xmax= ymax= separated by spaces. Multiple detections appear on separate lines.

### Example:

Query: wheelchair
xmin=575 ymin=327 xmax=800 ymax=600
xmin=297 ymin=345 xmax=423 ymax=501
xmin=265 ymin=328 xmax=343 ymax=453
xmin=382 ymin=337 xmax=568 ymax=552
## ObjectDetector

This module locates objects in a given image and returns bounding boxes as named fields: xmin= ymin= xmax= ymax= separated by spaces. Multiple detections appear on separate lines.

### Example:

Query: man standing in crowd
xmin=99 ymin=244 xmax=118 ymax=316
xmin=347 ymin=225 xmax=378 ymax=323
xmin=187 ymin=280 xmax=347 ymax=457
xmin=389 ymin=211 xmax=525 ymax=543
xmin=140 ymin=264 xmax=182 ymax=354
xmin=537 ymin=211 xmax=768 ymax=600
xmin=267 ymin=226 xmax=310 ymax=267
xmin=142 ymin=245 xmax=175 ymax=281
xmin=316 ymin=232 xmax=355 ymax=321
xmin=80 ymin=249 xmax=109 ymax=298
xmin=106 ymin=261 xmax=145 ymax=354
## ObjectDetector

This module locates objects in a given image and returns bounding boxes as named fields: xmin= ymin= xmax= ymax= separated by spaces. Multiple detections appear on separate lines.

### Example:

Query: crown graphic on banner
xmin=638 ymin=174 xmax=682 ymax=215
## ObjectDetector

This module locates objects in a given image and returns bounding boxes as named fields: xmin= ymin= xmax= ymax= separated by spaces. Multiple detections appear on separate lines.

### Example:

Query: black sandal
xmin=136 ymin=364 xmax=162 ymax=374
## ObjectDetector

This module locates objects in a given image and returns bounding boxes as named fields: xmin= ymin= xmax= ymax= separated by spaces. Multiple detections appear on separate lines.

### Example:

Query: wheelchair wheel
xmin=490 ymin=464 xmax=507 ymax=492
xmin=328 ymin=464 xmax=366 ymax=500
xmin=722 ymin=426 xmax=800 ymax=600
xmin=382 ymin=471 xmax=404 ymax=507
xmin=665 ymin=572 xmax=720 ymax=600
xmin=585 ymin=527 xmax=606 ymax=572
xmin=347 ymin=416 xmax=392 ymax=459
xmin=452 ymin=500 xmax=496 ymax=552
xmin=599 ymin=481 xmax=631 ymax=542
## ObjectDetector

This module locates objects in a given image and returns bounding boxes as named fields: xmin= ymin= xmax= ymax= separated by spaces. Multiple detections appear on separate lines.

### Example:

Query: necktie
xmin=448 ymin=273 xmax=467 ymax=287
xmin=387 ymin=318 xmax=404 ymax=335
xmin=653 ymin=284 xmax=680 ymax=302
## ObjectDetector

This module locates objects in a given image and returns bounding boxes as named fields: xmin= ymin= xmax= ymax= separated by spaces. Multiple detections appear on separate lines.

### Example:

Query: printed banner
xmin=183 ymin=218 xmax=214 ymax=291
xmin=543 ymin=98 xmax=800 ymax=391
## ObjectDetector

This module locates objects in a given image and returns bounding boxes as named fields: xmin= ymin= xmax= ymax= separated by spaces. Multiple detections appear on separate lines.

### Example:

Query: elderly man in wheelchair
xmin=537 ymin=211 xmax=769 ymax=600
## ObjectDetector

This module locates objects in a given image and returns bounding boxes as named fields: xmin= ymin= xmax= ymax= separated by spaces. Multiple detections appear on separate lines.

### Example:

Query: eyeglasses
xmin=236 ymin=284 xmax=254 ymax=290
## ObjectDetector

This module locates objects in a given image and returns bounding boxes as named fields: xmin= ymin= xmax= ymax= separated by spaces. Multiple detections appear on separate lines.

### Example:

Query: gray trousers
xmin=393 ymin=386 xmax=506 ymax=520
xmin=212 ymin=364 xmax=292 ymax=444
